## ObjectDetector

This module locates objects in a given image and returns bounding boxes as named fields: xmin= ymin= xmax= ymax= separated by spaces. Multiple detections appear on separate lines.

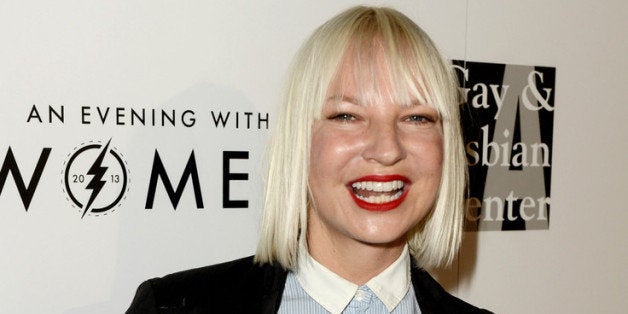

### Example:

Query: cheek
xmin=309 ymin=128 xmax=363 ymax=174
xmin=408 ymin=138 xmax=444 ymax=199
xmin=427 ymin=139 xmax=445 ymax=192
xmin=309 ymin=130 xmax=331 ymax=175
xmin=408 ymin=133 xmax=444 ymax=170
xmin=429 ymin=141 xmax=444 ymax=179
xmin=433 ymin=140 xmax=444 ymax=170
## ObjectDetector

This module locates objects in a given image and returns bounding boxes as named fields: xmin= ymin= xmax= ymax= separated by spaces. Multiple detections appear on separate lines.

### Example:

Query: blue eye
xmin=406 ymin=115 xmax=430 ymax=123
xmin=330 ymin=113 xmax=356 ymax=121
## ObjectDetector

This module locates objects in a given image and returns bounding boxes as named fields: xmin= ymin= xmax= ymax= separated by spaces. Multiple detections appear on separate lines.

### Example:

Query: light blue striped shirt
xmin=278 ymin=247 xmax=421 ymax=313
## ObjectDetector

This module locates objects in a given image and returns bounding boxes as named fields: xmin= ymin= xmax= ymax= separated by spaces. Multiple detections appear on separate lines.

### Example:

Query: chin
xmin=353 ymin=229 xmax=409 ymax=247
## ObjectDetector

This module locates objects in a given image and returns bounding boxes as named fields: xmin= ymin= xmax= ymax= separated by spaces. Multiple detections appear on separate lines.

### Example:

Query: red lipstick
xmin=347 ymin=175 xmax=410 ymax=211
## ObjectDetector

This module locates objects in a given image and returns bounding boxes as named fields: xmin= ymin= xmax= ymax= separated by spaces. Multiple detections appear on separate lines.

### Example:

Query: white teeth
xmin=355 ymin=191 xmax=404 ymax=204
xmin=351 ymin=180 xmax=404 ymax=192
xmin=351 ymin=180 xmax=405 ymax=204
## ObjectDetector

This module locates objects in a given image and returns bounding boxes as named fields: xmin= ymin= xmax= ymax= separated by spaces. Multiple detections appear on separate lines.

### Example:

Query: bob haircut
xmin=255 ymin=6 xmax=466 ymax=270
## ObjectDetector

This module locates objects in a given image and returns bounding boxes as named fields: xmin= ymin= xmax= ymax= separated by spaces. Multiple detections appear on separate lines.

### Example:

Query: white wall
xmin=0 ymin=1 xmax=626 ymax=313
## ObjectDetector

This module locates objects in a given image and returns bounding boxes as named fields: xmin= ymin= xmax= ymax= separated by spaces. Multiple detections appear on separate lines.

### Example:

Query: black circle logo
xmin=62 ymin=139 xmax=129 ymax=218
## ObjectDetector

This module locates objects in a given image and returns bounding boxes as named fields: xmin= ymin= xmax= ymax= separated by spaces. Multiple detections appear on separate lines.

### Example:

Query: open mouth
xmin=348 ymin=176 xmax=409 ymax=211
xmin=351 ymin=180 xmax=404 ymax=203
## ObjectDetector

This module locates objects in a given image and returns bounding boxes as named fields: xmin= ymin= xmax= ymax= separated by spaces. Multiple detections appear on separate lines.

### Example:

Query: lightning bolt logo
xmin=63 ymin=139 xmax=128 ymax=218
xmin=82 ymin=139 xmax=111 ymax=218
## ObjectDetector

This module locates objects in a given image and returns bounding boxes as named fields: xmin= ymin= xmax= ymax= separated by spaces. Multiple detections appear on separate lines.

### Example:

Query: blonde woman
xmin=128 ymin=6 xmax=490 ymax=313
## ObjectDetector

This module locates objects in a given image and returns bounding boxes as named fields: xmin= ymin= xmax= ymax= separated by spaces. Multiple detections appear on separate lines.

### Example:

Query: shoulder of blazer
xmin=126 ymin=256 xmax=288 ymax=314
xmin=410 ymin=266 xmax=493 ymax=314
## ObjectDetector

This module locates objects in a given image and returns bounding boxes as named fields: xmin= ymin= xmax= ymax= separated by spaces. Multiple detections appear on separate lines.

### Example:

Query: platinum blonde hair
xmin=255 ymin=6 xmax=466 ymax=269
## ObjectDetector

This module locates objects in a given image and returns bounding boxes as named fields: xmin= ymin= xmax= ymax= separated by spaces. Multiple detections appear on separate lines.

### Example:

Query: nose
xmin=361 ymin=122 xmax=406 ymax=166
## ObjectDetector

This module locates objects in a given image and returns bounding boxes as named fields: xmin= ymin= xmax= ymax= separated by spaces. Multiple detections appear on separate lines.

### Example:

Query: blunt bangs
xmin=256 ymin=6 xmax=465 ymax=270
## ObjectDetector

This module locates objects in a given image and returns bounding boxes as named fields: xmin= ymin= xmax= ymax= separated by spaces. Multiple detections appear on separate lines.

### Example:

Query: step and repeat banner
xmin=456 ymin=60 xmax=555 ymax=231
xmin=5 ymin=1 xmax=624 ymax=313
xmin=0 ymin=2 xmax=283 ymax=312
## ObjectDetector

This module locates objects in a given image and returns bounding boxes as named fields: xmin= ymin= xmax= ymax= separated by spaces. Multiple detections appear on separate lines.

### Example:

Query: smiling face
xmin=306 ymin=48 xmax=444 ymax=252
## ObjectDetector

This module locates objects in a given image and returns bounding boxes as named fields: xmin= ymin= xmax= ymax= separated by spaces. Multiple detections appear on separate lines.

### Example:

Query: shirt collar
xmin=295 ymin=245 xmax=411 ymax=313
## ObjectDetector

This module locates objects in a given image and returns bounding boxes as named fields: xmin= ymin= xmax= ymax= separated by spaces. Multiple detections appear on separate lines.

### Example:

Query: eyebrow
xmin=326 ymin=94 xmax=425 ymax=107
xmin=326 ymin=95 xmax=361 ymax=105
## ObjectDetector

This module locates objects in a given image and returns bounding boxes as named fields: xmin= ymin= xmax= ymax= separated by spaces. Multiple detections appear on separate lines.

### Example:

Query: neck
xmin=307 ymin=231 xmax=406 ymax=285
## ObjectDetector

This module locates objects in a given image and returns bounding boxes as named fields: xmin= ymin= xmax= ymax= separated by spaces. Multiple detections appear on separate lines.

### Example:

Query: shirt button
xmin=354 ymin=288 xmax=369 ymax=302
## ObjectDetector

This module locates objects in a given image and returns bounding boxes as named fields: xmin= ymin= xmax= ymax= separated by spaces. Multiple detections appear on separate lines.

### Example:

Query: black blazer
xmin=127 ymin=256 xmax=491 ymax=313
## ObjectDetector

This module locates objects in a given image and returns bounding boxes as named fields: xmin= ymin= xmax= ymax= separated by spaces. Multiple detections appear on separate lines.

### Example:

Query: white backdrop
xmin=0 ymin=1 xmax=626 ymax=313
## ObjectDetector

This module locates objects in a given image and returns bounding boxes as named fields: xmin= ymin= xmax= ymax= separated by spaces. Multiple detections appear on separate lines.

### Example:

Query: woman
xmin=127 ymin=6 xmax=489 ymax=313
